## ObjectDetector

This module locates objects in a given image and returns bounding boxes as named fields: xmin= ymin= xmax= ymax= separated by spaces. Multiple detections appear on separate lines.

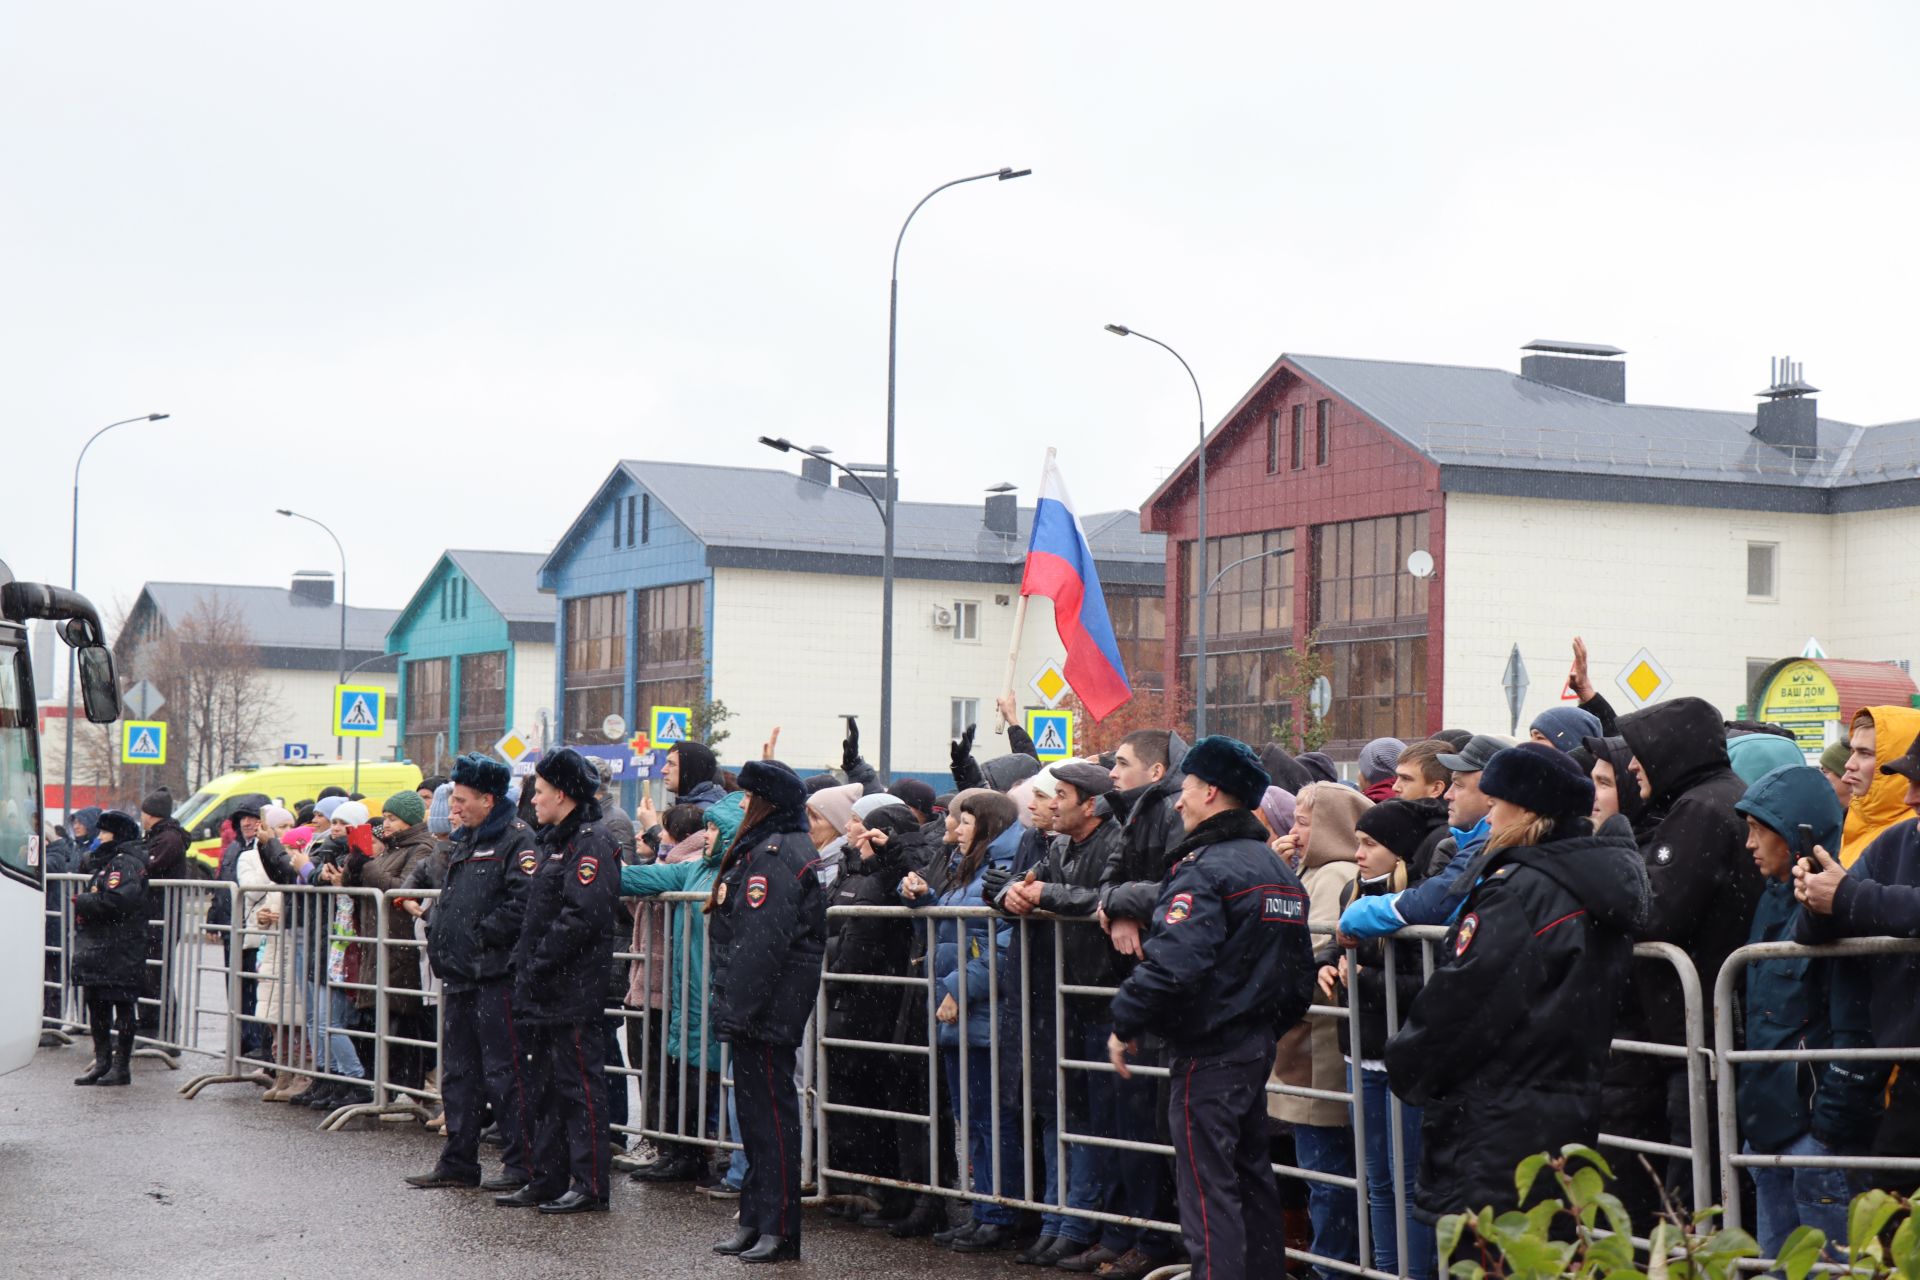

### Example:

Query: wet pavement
xmin=0 ymin=1043 xmax=1024 ymax=1280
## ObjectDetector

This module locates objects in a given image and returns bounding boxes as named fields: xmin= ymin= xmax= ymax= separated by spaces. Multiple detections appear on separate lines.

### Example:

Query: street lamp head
xmin=1104 ymin=324 xmax=1131 ymax=337
xmin=274 ymin=508 xmax=293 ymax=517
xmin=757 ymin=436 xmax=791 ymax=452
xmin=147 ymin=413 xmax=170 ymax=422
xmin=998 ymin=167 xmax=1032 ymax=181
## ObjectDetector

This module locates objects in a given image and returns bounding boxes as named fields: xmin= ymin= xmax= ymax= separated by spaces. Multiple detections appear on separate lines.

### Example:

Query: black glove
xmin=950 ymin=724 xmax=976 ymax=775
xmin=981 ymin=864 xmax=1013 ymax=904
xmin=841 ymin=718 xmax=860 ymax=773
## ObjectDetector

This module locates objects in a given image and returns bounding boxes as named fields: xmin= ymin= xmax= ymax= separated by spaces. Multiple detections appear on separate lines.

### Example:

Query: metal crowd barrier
xmin=70 ymin=870 xmax=1904 ymax=1279
xmin=1714 ymin=936 xmax=1920 ymax=1247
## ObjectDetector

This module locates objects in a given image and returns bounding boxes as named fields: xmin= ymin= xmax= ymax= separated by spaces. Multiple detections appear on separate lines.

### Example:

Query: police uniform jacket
xmin=710 ymin=823 xmax=827 ymax=1048
xmin=428 ymin=802 xmax=538 ymax=991
xmin=510 ymin=804 xmax=621 ymax=1024
xmin=72 ymin=843 xmax=151 ymax=994
xmin=1384 ymin=819 xmax=1648 ymax=1221
xmin=1109 ymin=808 xmax=1315 ymax=1060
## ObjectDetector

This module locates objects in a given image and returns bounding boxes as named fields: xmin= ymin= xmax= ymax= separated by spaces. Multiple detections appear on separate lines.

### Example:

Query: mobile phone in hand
xmin=1797 ymin=824 xmax=1818 ymax=875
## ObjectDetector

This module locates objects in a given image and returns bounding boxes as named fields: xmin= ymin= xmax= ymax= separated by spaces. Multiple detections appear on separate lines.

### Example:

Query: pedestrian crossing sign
xmin=1025 ymin=709 xmax=1073 ymax=762
xmin=120 ymin=720 xmax=167 ymax=765
xmin=651 ymin=706 xmax=691 ymax=746
xmin=334 ymin=685 xmax=385 ymax=738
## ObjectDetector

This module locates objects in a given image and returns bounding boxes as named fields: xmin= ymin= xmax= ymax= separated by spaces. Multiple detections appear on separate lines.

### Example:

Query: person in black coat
xmin=494 ymin=748 xmax=623 ymax=1216
xmin=708 ymin=759 xmax=828 ymax=1265
xmin=136 ymin=789 xmax=188 ymax=1041
xmin=1385 ymin=745 xmax=1649 ymax=1223
xmin=408 ymin=753 xmax=540 ymax=1194
xmin=71 ymin=811 xmax=151 ymax=1087
xmin=821 ymin=802 xmax=919 ymax=1214
xmin=1615 ymin=696 xmax=1757 ymax=1207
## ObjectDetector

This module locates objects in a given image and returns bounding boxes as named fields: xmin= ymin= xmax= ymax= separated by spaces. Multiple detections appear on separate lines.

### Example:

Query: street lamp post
xmin=275 ymin=508 xmax=348 ymax=758
xmin=1106 ymin=323 xmax=1210 ymax=735
xmin=63 ymin=412 xmax=168 ymax=817
xmin=884 ymin=165 xmax=1030 ymax=780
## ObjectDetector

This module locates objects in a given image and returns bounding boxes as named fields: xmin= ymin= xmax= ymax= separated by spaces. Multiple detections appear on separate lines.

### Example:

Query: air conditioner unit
xmin=930 ymin=606 xmax=955 ymax=629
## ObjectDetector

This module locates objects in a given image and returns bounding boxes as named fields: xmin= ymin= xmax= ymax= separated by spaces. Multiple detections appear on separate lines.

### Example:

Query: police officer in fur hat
xmin=1108 ymin=736 xmax=1317 ymax=1280
xmin=493 ymin=748 xmax=622 ymax=1215
xmin=406 ymin=753 xmax=542 ymax=1194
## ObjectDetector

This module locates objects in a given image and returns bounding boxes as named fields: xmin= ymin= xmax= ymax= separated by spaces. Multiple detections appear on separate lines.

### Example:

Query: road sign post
xmin=334 ymin=685 xmax=385 ymax=795
xmin=1025 ymin=709 xmax=1073 ymax=762
xmin=121 ymin=720 xmax=167 ymax=766
xmin=650 ymin=706 xmax=691 ymax=747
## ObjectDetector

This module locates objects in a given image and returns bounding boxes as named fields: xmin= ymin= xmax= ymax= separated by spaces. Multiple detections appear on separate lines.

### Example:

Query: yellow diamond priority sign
xmin=1028 ymin=659 xmax=1070 ymax=710
xmin=1614 ymin=648 xmax=1673 ymax=710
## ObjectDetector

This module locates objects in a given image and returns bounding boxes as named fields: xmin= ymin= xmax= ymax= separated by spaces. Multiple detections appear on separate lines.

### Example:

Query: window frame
xmin=1746 ymin=541 xmax=1779 ymax=602
xmin=1265 ymin=410 xmax=1281 ymax=475
xmin=1290 ymin=404 xmax=1305 ymax=470
xmin=952 ymin=599 xmax=981 ymax=643
xmin=951 ymin=697 xmax=980 ymax=738
xmin=1315 ymin=399 xmax=1331 ymax=466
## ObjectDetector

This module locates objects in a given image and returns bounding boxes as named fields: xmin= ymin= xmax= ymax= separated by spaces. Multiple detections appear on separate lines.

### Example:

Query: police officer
xmin=708 ymin=759 xmax=827 ymax=1266
xmin=1108 ymin=736 xmax=1316 ymax=1280
xmin=71 ymin=811 xmax=152 ymax=1088
xmin=495 ymin=747 xmax=622 ymax=1215
xmin=405 ymin=753 xmax=540 ymax=1193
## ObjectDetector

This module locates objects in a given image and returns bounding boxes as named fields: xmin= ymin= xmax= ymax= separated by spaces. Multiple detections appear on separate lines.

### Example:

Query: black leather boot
xmin=99 ymin=1046 xmax=132 ymax=1087
xmin=713 ymin=1226 xmax=760 ymax=1255
xmin=739 ymin=1234 xmax=800 ymax=1264
xmin=73 ymin=1024 xmax=113 ymax=1086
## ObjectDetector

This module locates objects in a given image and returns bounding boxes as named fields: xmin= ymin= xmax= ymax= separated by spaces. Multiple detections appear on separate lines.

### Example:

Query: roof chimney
xmin=1754 ymin=356 xmax=1819 ymax=456
xmin=799 ymin=445 xmax=833 ymax=487
xmin=984 ymin=482 xmax=1018 ymax=536
xmin=291 ymin=570 xmax=335 ymax=606
xmin=1519 ymin=339 xmax=1627 ymax=403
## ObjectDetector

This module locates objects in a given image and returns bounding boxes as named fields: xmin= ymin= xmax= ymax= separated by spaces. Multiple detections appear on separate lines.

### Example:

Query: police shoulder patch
xmin=1455 ymin=912 xmax=1479 ymax=956
xmin=1164 ymin=892 xmax=1194 ymax=924
xmin=577 ymin=856 xmax=599 ymax=885
xmin=1655 ymin=845 xmax=1673 ymax=865
xmin=107 ymin=870 xmax=123 ymax=890
xmin=746 ymin=874 xmax=768 ymax=909
xmin=517 ymin=851 xmax=539 ymax=876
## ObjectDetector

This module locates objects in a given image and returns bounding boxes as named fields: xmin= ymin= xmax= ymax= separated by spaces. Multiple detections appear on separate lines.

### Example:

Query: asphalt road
xmin=0 ymin=1042 xmax=1022 ymax=1280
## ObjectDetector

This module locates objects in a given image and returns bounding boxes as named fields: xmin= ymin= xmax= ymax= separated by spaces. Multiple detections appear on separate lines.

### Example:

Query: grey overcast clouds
xmin=7 ymin=2 xmax=1918 ymax=624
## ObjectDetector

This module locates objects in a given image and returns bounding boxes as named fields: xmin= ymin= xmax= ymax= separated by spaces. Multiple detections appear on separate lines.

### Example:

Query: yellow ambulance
xmin=173 ymin=761 xmax=425 ymax=869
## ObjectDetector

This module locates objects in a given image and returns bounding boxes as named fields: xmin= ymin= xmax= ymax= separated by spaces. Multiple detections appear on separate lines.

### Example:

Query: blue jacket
xmin=908 ymin=825 xmax=1016 ymax=1048
xmin=1339 ymin=815 xmax=1491 ymax=938
xmin=1736 ymin=765 xmax=1880 ymax=1153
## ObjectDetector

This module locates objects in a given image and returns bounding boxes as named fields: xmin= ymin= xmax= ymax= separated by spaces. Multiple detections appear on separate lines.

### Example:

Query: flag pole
xmin=1000 ymin=447 xmax=1054 ymax=733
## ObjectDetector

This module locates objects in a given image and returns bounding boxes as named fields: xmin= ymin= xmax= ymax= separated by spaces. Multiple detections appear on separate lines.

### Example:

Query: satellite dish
xmin=1406 ymin=549 xmax=1435 ymax=579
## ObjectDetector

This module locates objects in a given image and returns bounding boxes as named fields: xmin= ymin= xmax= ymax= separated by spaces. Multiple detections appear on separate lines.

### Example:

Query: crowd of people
xmin=45 ymin=637 xmax=1920 ymax=1276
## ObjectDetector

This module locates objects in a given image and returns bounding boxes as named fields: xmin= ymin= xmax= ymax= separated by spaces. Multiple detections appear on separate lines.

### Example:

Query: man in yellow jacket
xmin=1840 ymin=706 xmax=1920 ymax=867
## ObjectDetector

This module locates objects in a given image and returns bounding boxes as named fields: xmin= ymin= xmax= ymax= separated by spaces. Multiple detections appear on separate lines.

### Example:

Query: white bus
xmin=0 ymin=563 xmax=120 ymax=1074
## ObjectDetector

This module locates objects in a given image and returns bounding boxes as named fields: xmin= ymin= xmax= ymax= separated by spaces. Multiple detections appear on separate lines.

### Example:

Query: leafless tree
xmin=116 ymin=594 xmax=279 ymax=794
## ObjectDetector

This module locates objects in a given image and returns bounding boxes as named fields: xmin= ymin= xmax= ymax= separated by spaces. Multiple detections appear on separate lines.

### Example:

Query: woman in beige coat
xmin=1269 ymin=781 xmax=1368 ymax=1275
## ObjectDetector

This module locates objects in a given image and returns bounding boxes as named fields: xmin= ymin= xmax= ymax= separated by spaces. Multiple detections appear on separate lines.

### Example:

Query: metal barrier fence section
xmin=48 ymin=875 xmax=1920 ymax=1274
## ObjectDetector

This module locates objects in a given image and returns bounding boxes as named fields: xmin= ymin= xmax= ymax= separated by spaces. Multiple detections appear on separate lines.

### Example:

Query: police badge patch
xmin=577 ymin=857 xmax=599 ymax=886
xmin=107 ymin=870 xmax=122 ymax=890
xmin=1165 ymin=892 xmax=1193 ymax=924
xmin=517 ymin=851 xmax=539 ymax=876
xmin=716 ymin=882 xmax=728 ymax=905
xmin=746 ymin=875 xmax=768 ymax=908
xmin=1455 ymin=913 xmax=1479 ymax=956
xmin=1655 ymin=846 xmax=1673 ymax=865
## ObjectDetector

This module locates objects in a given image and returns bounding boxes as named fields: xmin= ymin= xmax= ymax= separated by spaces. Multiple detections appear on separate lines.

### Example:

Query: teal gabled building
xmin=385 ymin=550 xmax=556 ymax=775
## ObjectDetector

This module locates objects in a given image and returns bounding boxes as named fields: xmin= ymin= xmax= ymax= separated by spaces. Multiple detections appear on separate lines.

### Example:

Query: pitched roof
xmin=542 ymin=461 xmax=1163 ymax=583
xmin=133 ymin=581 xmax=398 ymax=652
xmin=1145 ymin=351 xmax=1920 ymax=515
xmin=446 ymin=550 xmax=551 ymax=624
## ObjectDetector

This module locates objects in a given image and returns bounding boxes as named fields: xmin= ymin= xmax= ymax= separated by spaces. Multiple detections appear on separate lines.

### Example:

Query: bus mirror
xmin=76 ymin=645 xmax=121 ymax=724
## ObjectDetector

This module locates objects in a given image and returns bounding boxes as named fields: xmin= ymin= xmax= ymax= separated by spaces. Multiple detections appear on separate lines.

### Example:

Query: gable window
xmin=953 ymin=600 xmax=980 ymax=642
xmin=1747 ymin=542 xmax=1778 ymax=601
xmin=611 ymin=500 xmax=622 ymax=548
xmin=1265 ymin=411 xmax=1281 ymax=475
xmin=625 ymin=496 xmax=638 ymax=548
xmin=1290 ymin=405 xmax=1305 ymax=470
xmin=1315 ymin=399 xmax=1331 ymax=466
xmin=641 ymin=494 xmax=651 ymax=544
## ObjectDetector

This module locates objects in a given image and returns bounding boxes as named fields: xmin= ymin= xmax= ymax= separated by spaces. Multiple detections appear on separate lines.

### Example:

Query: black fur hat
xmin=1480 ymin=743 xmax=1595 ymax=824
xmin=737 ymin=758 xmax=807 ymax=813
xmin=451 ymin=752 xmax=512 ymax=798
xmin=1180 ymin=736 xmax=1271 ymax=809
xmin=535 ymin=747 xmax=600 ymax=805
xmin=95 ymin=810 xmax=142 ymax=843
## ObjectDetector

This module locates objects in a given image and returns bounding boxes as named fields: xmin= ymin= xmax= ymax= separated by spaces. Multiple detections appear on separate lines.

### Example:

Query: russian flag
xmin=1021 ymin=455 xmax=1133 ymax=720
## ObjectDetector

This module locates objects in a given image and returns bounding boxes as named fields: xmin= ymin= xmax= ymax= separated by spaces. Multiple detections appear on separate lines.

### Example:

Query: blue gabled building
xmin=386 ymin=550 xmax=556 ymax=775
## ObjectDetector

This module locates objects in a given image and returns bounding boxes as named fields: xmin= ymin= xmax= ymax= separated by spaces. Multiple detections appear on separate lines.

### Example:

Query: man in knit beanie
xmin=1820 ymin=740 xmax=1853 ymax=808
xmin=428 ymin=783 xmax=454 ymax=839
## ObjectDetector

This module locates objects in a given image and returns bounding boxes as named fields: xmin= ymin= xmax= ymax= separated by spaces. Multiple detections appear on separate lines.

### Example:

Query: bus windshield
xmin=0 ymin=649 xmax=42 ymax=880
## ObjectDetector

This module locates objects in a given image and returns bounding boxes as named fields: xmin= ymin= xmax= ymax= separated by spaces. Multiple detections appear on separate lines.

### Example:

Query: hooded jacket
xmin=1384 ymin=818 xmax=1649 ymax=1221
xmin=427 ymin=799 xmax=539 ymax=991
xmin=1617 ymin=696 xmax=1760 ymax=1046
xmin=620 ymin=792 xmax=745 ymax=1070
xmin=1273 ymin=782 xmax=1366 ymax=1127
xmin=1727 ymin=733 xmax=1807 ymax=786
xmin=1734 ymin=766 xmax=1881 ymax=1154
xmin=1841 ymin=706 xmax=1920 ymax=868
xmin=1796 ymin=810 xmax=1920 ymax=1063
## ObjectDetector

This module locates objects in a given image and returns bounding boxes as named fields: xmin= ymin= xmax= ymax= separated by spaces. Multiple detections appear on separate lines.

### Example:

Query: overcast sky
xmin=9 ymin=2 xmax=1918 ymax=627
